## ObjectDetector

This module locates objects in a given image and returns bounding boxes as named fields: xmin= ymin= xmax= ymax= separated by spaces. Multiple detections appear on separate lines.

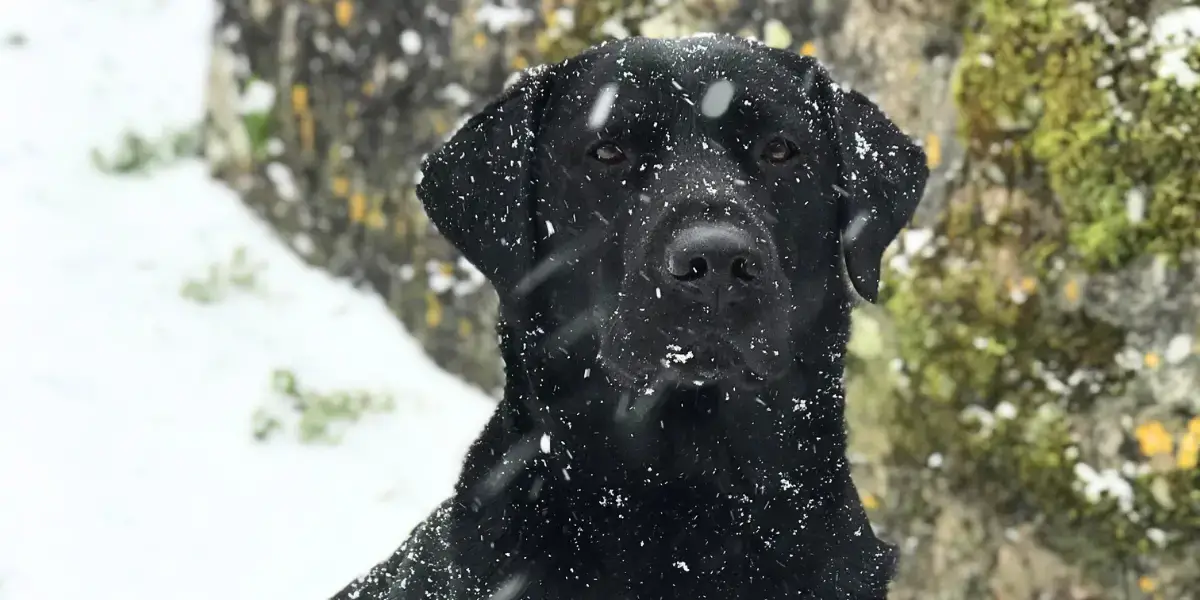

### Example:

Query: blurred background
xmin=0 ymin=0 xmax=1197 ymax=599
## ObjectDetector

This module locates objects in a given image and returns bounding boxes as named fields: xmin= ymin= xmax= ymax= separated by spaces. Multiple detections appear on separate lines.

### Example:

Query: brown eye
xmin=590 ymin=142 xmax=627 ymax=165
xmin=762 ymin=138 xmax=795 ymax=164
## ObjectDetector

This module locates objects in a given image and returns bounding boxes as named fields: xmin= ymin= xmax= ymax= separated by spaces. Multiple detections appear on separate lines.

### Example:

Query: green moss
xmin=881 ymin=180 xmax=1200 ymax=589
xmin=954 ymin=0 xmax=1200 ymax=270
xmin=241 ymin=76 xmax=277 ymax=161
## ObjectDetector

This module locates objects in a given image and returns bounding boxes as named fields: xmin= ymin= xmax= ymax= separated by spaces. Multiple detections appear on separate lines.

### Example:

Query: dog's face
xmin=419 ymin=35 xmax=927 ymax=393
xmin=533 ymin=38 xmax=845 ymax=390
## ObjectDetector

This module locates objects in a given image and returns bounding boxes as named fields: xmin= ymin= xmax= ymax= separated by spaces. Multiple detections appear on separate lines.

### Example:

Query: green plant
xmin=180 ymin=246 xmax=263 ymax=304
xmin=91 ymin=125 xmax=203 ymax=175
xmin=253 ymin=368 xmax=397 ymax=444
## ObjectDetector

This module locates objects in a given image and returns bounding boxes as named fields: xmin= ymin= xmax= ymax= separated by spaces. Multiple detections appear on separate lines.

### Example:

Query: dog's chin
xmin=599 ymin=343 xmax=781 ymax=391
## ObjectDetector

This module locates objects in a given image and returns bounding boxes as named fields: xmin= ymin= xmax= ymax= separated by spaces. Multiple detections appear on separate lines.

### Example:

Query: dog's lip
xmin=602 ymin=352 xmax=772 ymax=390
xmin=659 ymin=340 xmax=771 ymax=386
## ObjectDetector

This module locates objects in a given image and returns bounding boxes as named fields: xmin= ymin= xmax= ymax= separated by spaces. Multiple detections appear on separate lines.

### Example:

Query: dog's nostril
xmin=678 ymin=257 xmax=708 ymax=281
xmin=666 ymin=252 xmax=709 ymax=281
xmin=731 ymin=256 xmax=758 ymax=281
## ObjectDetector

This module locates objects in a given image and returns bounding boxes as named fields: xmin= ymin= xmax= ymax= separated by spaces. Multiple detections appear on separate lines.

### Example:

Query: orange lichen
xmin=1143 ymin=352 xmax=1161 ymax=370
xmin=1138 ymin=575 xmax=1157 ymax=594
xmin=290 ymin=85 xmax=309 ymax=114
xmin=331 ymin=176 xmax=350 ymax=197
xmin=1135 ymin=421 xmax=1174 ymax=458
xmin=1063 ymin=278 xmax=1081 ymax=304
xmin=334 ymin=0 xmax=353 ymax=28
xmin=425 ymin=290 xmax=443 ymax=328
xmin=348 ymin=192 xmax=367 ymax=223
xmin=861 ymin=492 xmax=880 ymax=510
xmin=1177 ymin=427 xmax=1199 ymax=470
xmin=365 ymin=207 xmax=387 ymax=230
xmin=924 ymin=133 xmax=941 ymax=169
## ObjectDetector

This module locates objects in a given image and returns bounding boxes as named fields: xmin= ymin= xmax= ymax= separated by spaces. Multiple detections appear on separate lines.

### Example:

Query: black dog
xmin=332 ymin=34 xmax=927 ymax=600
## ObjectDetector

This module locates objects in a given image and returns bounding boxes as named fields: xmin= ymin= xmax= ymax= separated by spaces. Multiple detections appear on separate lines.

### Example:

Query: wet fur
xmin=331 ymin=35 xmax=927 ymax=600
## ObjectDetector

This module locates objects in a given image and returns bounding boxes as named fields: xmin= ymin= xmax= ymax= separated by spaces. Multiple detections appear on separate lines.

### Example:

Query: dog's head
xmin=419 ymin=35 xmax=927 ymax=393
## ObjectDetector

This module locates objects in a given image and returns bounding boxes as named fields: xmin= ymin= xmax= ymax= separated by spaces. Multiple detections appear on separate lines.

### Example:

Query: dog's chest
xmin=525 ymin=501 xmax=800 ymax=600
xmin=529 ymin=552 xmax=798 ymax=600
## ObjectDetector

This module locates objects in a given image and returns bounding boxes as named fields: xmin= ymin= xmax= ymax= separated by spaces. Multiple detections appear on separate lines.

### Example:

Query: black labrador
xmin=332 ymin=34 xmax=927 ymax=600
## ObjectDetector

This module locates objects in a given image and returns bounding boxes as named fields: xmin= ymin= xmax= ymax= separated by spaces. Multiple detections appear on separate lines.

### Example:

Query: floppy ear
xmin=760 ymin=46 xmax=928 ymax=302
xmin=833 ymin=86 xmax=929 ymax=303
xmin=416 ymin=66 xmax=555 ymax=297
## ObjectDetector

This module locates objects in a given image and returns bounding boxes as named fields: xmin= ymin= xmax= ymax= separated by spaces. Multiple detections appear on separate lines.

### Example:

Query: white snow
xmin=0 ymin=1 xmax=492 ymax=599
xmin=1125 ymin=186 xmax=1148 ymax=224
xmin=1164 ymin=333 xmax=1194 ymax=365
xmin=1073 ymin=463 xmax=1135 ymax=513
xmin=474 ymin=4 xmax=536 ymax=34
xmin=1153 ymin=6 xmax=1200 ymax=88
xmin=399 ymin=29 xmax=423 ymax=56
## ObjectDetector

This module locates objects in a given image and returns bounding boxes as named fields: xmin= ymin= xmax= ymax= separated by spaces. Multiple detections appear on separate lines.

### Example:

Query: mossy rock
xmin=954 ymin=0 xmax=1200 ymax=270
xmin=873 ymin=1 xmax=1200 ymax=594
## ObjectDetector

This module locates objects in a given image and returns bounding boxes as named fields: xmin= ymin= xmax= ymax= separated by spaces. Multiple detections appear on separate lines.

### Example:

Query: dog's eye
xmin=761 ymin=138 xmax=796 ymax=164
xmin=589 ymin=142 xmax=627 ymax=165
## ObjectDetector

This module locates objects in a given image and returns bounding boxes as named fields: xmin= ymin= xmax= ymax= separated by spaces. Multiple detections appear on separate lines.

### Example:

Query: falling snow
xmin=699 ymin=79 xmax=735 ymax=118
xmin=842 ymin=212 xmax=871 ymax=243
xmin=588 ymin=83 xmax=619 ymax=130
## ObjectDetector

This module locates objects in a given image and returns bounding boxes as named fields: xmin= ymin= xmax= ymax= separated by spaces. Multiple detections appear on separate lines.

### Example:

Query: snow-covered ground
xmin=0 ymin=2 xmax=492 ymax=599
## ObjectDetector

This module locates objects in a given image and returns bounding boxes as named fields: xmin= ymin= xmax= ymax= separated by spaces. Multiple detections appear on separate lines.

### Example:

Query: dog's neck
xmin=438 ymin=301 xmax=883 ymax=597
xmin=454 ymin=301 xmax=855 ymax=506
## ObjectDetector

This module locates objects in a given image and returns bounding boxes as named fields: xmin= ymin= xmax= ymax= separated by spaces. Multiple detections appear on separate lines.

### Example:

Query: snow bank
xmin=0 ymin=1 xmax=492 ymax=598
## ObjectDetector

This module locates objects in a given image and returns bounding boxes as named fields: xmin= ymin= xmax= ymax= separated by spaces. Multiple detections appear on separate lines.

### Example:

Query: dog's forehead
xmin=560 ymin=37 xmax=788 ymax=112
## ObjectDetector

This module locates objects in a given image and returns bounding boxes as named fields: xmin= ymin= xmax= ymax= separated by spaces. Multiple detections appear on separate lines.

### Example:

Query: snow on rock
xmin=1153 ymin=5 xmax=1200 ymax=88
xmin=0 ymin=1 xmax=492 ymax=599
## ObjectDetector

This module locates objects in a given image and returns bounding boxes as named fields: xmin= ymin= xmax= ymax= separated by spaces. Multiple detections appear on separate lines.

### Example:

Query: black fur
xmin=331 ymin=35 xmax=928 ymax=600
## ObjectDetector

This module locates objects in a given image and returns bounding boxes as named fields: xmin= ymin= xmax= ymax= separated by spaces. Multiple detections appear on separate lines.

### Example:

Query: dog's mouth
xmin=596 ymin=273 xmax=794 ymax=391
xmin=661 ymin=339 xmax=760 ymax=386
xmin=600 ymin=331 xmax=775 ymax=390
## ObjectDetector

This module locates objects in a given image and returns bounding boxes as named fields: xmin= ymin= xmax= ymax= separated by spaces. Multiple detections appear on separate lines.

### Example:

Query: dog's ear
xmin=417 ymin=66 xmax=555 ymax=297
xmin=833 ymin=86 xmax=928 ymax=303
xmin=762 ymin=46 xmax=928 ymax=303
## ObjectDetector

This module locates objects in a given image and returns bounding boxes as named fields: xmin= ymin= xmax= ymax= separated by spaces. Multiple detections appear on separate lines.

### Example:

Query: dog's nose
xmin=662 ymin=222 xmax=762 ymax=304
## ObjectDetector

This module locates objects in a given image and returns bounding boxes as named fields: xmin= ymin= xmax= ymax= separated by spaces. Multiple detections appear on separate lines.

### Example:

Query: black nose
xmin=662 ymin=222 xmax=763 ymax=305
